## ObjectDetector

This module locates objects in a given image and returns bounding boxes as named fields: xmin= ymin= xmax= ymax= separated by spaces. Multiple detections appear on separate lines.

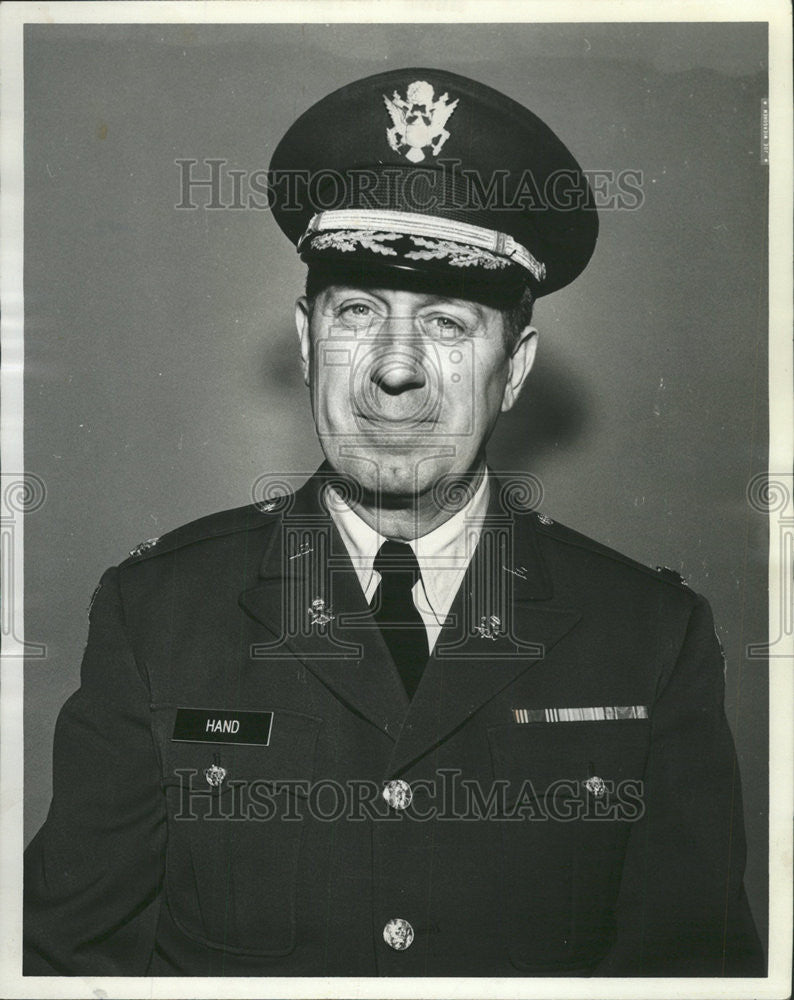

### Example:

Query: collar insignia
xmin=308 ymin=597 xmax=335 ymax=627
xmin=474 ymin=614 xmax=503 ymax=641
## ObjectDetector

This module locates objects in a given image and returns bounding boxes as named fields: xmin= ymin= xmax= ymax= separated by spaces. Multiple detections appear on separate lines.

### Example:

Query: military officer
xmin=24 ymin=67 xmax=763 ymax=977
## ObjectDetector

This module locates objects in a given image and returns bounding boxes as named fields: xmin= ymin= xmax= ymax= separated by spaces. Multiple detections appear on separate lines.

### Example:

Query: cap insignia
xmin=383 ymin=81 xmax=459 ymax=163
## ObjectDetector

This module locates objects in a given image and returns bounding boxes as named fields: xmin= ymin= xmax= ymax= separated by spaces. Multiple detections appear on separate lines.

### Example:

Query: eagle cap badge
xmin=384 ymin=80 xmax=459 ymax=163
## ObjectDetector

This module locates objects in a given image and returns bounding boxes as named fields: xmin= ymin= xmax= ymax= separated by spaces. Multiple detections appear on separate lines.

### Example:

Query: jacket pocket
xmin=488 ymin=719 xmax=650 ymax=972
xmin=153 ymin=705 xmax=321 ymax=956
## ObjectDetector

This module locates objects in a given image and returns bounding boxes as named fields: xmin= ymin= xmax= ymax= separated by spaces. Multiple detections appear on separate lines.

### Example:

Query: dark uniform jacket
xmin=24 ymin=468 xmax=763 ymax=977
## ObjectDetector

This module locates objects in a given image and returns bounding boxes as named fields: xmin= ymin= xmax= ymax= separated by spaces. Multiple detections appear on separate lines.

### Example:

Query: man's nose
xmin=369 ymin=318 xmax=428 ymax=394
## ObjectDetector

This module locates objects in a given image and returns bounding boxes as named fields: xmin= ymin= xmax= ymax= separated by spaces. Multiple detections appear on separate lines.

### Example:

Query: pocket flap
xmin=153 ymin=704 xmax=322 ymax=797
xmin=488 ymin=718 xmax=650 ymax=804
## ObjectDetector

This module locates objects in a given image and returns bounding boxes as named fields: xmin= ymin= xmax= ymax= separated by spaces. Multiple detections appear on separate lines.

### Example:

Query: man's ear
xmin=294 ymin=296 xmax=312 ymax=386
xmin=501 ymin=327 xmax=538 ymax=412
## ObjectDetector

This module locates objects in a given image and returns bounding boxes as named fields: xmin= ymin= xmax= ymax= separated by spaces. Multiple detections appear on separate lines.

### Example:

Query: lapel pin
xmin=308 ymin=597 xmax=335 ymax=627
xmin=204 ymin=763 xmax=227 ymax=788
xmin=289 ymin=541 xmax=314 ymax=561
xmin=475 ymin=614 xmax=502 ymax=640
xmin=584 ymin=775 xmax=606 ymax=798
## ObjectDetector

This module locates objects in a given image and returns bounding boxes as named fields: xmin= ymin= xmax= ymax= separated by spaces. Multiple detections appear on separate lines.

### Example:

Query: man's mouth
xmin=355 ymin=411 xmax=439 ymax=429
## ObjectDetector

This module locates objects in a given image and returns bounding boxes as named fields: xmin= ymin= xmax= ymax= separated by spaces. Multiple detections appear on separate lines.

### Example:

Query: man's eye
xmin=338 ymin=303 xmax=376 ymax=323
xmin=422 ymin=315 xmax=467 ymax=339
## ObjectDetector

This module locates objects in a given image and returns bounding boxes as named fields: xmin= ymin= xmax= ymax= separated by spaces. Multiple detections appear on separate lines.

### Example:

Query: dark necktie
xmin=370 ymin=540 xmax=429 ymax=700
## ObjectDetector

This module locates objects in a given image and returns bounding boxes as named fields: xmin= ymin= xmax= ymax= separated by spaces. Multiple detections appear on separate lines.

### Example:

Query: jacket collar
xmin=238 ymin=466 xmax=580 ymax=764
xmin=240 ymin=469 xmax=410 ymax=739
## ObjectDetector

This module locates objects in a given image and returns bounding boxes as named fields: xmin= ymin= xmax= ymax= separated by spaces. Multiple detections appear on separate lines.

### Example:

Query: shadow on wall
xmin=484 ymin=348 xmax=592 ymax=473
xmin=256 ymin=331 xmax=307 ymax=396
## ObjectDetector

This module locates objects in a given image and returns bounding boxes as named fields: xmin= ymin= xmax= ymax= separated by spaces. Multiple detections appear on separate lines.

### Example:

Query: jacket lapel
xmin=385 ymin=483 xmax=581 ymax=777
xmin=238 ymin=472 xmax=409 ymax=741
xmin=238 ymin=468 xmax=583 ymax=763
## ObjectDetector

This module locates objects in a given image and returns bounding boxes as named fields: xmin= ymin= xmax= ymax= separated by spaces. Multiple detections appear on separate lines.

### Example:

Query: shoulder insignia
xmin=128 ymin=536 xmax=159 ymax=558
xmin=655 ymin=565 xmax=687 ymax=586
xmin=118 ymin=498 xmax=286 ymax=569
xmin=530 ymin=513 xmax=697 ymax=594
xmin=253 ymin=492 xmax=292 ymax=514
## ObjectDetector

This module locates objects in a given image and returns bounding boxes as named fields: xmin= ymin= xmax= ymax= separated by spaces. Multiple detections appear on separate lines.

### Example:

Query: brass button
xmin=383 ymin=917 xmax=414 ymax=951
xmin=584 ymin=775 xmax=607 ymax=798
xmin=204 ymin=764 xmax=227 ymax=788
xmin=382 ymin=779 xmax=413 ymax=810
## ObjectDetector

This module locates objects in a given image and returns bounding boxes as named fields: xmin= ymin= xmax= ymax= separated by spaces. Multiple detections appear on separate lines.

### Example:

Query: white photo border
xmin=1 ymin=2 xmax=791 ymax=998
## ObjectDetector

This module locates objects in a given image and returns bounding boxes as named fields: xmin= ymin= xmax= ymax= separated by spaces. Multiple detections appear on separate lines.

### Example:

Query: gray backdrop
xmin=23 ymin=22 xmax=769 ymax=948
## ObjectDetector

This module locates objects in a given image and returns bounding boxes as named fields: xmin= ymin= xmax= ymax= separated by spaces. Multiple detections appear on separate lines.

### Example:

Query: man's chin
xmin=321 ymin=447 xmax=461 ymax=505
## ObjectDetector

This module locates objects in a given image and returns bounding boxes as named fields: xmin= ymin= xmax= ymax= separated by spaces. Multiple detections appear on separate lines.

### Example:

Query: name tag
xmin=172 ymin=708 xmax=274 ymax=746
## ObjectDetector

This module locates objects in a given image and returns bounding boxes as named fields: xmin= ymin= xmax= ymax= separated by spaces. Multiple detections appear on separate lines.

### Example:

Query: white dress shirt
xmin=326 ymin=475 xmax=490 ymax=653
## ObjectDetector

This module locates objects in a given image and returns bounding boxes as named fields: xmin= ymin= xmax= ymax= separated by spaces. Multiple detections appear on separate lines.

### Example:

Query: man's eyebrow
xmin=320 ymin=287 xmax=386 ymax=306
xmin=419 ymin=296 xmax=485 ymax=319
xmin=325 ymin=286 xmax=377 ymax=296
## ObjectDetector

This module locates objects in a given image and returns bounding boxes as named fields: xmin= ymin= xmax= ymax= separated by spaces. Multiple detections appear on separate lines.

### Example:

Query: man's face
xmin=295 ymin=284 xmax=537 ymax=503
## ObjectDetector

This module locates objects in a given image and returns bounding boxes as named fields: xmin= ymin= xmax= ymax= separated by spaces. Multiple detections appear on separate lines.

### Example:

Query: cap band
xmin=299 ymin=209 xmax=546 ymax=282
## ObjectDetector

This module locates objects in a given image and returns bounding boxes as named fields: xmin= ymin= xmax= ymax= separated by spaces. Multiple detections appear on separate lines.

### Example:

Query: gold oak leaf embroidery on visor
xmin=404 ymin=236 xmax=511 ymax=269
xmin=310 ymin=230 xmax=401 ymax=256
xmin=299 ymin=210 xmax=547 ymax=279
xmin=308 ymin=230 xmax=513 ymax=270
